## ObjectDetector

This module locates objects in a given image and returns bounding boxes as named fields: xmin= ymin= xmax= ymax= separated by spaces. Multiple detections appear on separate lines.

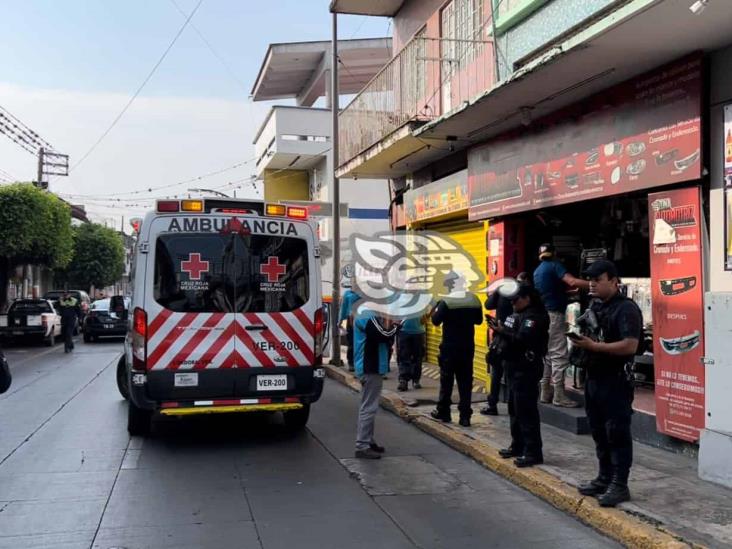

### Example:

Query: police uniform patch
xmin=523 ymin=319 xmax=535 ymax=328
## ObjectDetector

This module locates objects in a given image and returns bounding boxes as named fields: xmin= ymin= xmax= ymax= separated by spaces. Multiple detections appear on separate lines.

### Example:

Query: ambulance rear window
xmin=154 ymin=233 xmax=309 ymax=313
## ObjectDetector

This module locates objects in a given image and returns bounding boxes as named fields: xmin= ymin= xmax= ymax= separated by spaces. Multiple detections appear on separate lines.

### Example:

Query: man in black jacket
xmin=489 ymin=284 xmax=549 ymax=467
xmin=430 ymin=271 xmax=483 ymax=427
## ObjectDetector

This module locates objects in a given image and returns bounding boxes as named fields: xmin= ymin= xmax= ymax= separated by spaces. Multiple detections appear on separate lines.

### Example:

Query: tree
xmin=0 ymin=184 xmax=74 ymax=307
xmin=57 ymin=223 xmax=125 ymax=292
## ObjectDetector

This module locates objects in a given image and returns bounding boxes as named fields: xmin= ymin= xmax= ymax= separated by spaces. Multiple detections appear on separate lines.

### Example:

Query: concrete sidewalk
xmin=328 ymin=360 xmax=732 ymax=549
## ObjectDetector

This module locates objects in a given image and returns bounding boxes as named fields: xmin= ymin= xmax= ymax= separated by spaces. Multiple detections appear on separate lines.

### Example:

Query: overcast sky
xmin=0 ymin=0 xmax=387 ymax=230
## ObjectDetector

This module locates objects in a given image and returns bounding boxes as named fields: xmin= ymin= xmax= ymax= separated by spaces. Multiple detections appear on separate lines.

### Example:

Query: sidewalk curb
xmin=324 ymin=364 xmax=702 ymax=549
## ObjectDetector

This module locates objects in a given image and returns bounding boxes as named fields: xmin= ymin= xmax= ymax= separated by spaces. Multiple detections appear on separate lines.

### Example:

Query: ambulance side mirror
xmin=110 ymin=295 xmax=128 ymax=321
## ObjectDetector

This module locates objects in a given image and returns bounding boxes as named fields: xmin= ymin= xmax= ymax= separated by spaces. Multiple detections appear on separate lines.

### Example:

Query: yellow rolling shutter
xmin=424 ymin=219 xmax=489 ymax=387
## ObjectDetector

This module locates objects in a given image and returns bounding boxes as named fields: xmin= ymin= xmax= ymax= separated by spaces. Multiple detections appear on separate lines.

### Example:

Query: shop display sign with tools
xmin=404 ymin=170 xmax=469 ymax=224
xmin=724 ymin=104 xmax=732 ymax=270
xmin=468 ymin=55 xmax=702 ymax=221
xmin=648 ymin=186 xmax=705 ymax=442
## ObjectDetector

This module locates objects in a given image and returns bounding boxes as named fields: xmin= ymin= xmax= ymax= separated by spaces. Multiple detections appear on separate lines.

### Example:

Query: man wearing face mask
xmin=488 ymin=284 xmax=549 ymax=467
xmin=570 ymin=259 xmax=643 ymax=507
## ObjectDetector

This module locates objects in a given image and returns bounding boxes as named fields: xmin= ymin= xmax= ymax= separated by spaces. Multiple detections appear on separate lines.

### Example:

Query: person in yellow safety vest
xmin=58 ymin=292 xmax=79 ymax=353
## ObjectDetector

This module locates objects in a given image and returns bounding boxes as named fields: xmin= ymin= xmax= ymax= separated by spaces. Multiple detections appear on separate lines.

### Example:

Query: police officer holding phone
xmin=570 ymin=259 xmax=642 ymax=507
xmin=488 ymin=284 xmax=549 ymax=468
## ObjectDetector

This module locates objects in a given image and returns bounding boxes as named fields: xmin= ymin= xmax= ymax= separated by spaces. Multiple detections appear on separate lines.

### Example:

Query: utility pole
xmin=330 ymin=12 xmax=342 ymax=366
xmin=36 ymin=148 xmax=44 ymax=188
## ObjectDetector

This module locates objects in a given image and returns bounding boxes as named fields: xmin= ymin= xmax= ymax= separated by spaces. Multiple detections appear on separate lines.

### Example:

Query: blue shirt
xmin=339 ymin=289 xmax=361 ymax=322
xmin=533 ymin=259 xmax=569 ymax=312
xmin=400 ymin=316 xmax=425 ymax=334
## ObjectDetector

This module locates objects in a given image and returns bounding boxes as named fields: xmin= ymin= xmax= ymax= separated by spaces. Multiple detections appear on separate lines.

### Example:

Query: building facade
xmin=331 ymin=0 xmax=732 ymax=487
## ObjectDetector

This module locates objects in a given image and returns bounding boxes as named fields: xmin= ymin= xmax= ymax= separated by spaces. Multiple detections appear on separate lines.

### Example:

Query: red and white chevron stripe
xmin=145 ymin=309 xmax=315 ymax=371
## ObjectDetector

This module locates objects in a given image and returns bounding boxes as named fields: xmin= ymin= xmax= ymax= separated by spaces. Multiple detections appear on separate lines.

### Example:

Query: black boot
xmin=578 ymin=475 xmax=611 ymax=496
xmin=514 ymin=454 xmax=543 ymax=468
xmin=430 ymin=409 xmax=451 ymax=423
xmin=498 ymin=446 xmax=522 ymax=459
xmin=479 ymin=405 xmax=498 ymax=416
xmin=598 ymin=480 xmax=630 ymax=507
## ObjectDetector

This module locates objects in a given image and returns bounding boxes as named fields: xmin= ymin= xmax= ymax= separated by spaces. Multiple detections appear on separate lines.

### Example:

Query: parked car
xmin=83 ymin=297 xmax=130 ymax=342
xmin=0 ymin=299 xmax=62 ymax=346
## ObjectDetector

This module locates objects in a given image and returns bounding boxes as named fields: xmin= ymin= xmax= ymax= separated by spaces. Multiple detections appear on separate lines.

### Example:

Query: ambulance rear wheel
xmin=283 ymin=404 xmax=310 ymax=432
xmin=116 ymin=356 xmax=130 ymax=401
xmin=127 ymin=401 xmax=151 ymax=436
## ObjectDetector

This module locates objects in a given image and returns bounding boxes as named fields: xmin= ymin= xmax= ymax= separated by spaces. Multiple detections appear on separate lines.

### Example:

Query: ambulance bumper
xmin=128 ymin=366 xmax=325 ymax=412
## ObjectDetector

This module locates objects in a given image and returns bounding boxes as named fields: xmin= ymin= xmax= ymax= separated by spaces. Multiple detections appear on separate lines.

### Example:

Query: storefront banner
xmin=404 ymin=169 xmax=468 ymax=223
xmin=648 ymin=186 xmax=705 ymax=442
xmin=724 ymin=104 xmax=732 ymax=270
xmin=469 ymin=55 xmax=702 ymax=221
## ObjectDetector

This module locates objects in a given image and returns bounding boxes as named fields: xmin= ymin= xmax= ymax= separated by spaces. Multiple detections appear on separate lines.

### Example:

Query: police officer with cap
xmin=430 ymin=270 xmax=483 ymax=427
xmin=488 ymin=283 xmax=549 ymax=467
xmin=570 ymin=259 xmax=642 ymax=507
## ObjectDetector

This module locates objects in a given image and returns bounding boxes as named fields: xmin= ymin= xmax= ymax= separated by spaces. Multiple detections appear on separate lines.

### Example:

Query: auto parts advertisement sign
xmin=468 ymin=55 xmax=702 ymax=220
xmin=648 ymin=186 xmax=705 ymax=442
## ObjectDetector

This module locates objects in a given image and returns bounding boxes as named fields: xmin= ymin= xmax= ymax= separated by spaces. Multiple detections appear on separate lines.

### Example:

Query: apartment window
xmin=442 ymin=0 xmax=485 ymax=70
xmin=492 ymin=0 xmax=549 ymax=34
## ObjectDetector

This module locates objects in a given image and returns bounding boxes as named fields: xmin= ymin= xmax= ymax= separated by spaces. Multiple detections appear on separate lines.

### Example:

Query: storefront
xmin=468 ymin=55 xmax=707 ymax=444
xmin=403 ymin=170 xmax=490 ymax=387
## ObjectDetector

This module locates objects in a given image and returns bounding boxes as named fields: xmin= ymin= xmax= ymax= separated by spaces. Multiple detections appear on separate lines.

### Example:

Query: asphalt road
xmin=0 ymin=339 xmax=619 ymax=549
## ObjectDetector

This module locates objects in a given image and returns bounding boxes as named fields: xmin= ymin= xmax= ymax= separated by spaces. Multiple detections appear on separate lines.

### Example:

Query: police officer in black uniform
xmin=481 ymin=272 xmax=532 ymax=416
xmin=488 ymin=283 xmax=549 ymax=467
xmin=430 ymin=272 xmax=483 ymax=427
xmin=571 ymin=259 xmax=642 ymax=507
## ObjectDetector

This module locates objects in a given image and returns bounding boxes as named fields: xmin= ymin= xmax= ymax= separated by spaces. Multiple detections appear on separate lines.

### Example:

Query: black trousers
xmin=397 ymin=332 xmax=424 ymax=382
xmin=487 ymin=360 xmax=504 ymax=407
xmin=437 ymin=353 xmax=473 ymax=419
xmin=585 ymin=374 xmax=634 ymax=484
xmin=346 ymin=324 xmax=354 ymax=367
xmin=506 ymin=365 xmax=543 ymax=458
xmin=62 ymin=320 xmax=74 ymax=351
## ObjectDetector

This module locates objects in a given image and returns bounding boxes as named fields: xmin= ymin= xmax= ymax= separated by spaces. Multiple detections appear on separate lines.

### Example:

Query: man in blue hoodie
xmin=354 ymin=310 xmax=400 ymax=459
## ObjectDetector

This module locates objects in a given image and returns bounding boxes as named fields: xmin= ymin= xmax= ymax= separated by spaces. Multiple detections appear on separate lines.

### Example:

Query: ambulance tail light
xmin=132 ymin=307 xmax=148 ymax=371
xmin=181 ymin=199 xmax=203 ymax=212
xmin=157 ymin=200 xmax=180 ymax=213
xmin=314 ymin=307 xmax=325 ymax=360
xmin=287 ymin=206 xmax=308 ymax=220
xmin=266 ymin=204 xmax=287 ymax=216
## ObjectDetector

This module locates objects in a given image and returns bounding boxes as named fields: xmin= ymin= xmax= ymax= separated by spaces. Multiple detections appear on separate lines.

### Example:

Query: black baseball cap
xmin=538 ymin=243 xmax=555 ymax=259
xmin=583 ymin=259 xmax=618 ymax=279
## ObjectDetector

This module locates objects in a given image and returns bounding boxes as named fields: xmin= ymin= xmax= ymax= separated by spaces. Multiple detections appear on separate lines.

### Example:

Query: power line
xmin=58 ymin=156 xmax=255 ymax=200
xmin=70 ymin=0 xmax=205 ymax=173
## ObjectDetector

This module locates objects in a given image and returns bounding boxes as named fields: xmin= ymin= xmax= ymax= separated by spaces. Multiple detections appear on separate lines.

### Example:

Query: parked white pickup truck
xmin=0 ymin=299 xmax=62 ymax=346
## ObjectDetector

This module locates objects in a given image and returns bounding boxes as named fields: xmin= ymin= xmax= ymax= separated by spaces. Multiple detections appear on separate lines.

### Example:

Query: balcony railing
xmin=338 ymin=33 xmax=495 ymax=167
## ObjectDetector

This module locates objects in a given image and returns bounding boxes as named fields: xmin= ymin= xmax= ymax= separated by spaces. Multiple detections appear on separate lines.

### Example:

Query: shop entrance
xmin=510 ymin=192 xmax=656 ymax=415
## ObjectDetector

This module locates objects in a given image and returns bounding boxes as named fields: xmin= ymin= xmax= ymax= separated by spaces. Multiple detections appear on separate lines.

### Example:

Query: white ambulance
xmin=116 ymin=198 xmax=327 ymax=435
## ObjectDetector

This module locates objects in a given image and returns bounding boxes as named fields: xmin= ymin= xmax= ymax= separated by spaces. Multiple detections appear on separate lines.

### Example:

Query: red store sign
xmin=648 ymin=186 xmax=705 ymax=442
xmin=468 ymin=55 xmax=702 ymax=220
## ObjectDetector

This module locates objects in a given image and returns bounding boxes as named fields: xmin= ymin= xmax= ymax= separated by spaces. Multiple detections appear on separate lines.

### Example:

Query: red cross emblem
xmin=181 ymin=253 xmax=210 ymax=280
xmin=260 ymin=256 xmax=286 ymax=283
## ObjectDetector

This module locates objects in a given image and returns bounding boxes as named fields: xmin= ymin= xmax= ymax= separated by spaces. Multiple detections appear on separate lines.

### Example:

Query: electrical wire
xmin=70 ymin=0 xmax=205 ymax=173
xmin=57 ymin=156 xmax=255 ymax=200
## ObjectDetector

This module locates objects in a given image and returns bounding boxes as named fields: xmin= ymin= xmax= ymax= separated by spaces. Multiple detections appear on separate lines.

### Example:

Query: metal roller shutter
xmin=424 ymin=219 xmax=489 ymax=388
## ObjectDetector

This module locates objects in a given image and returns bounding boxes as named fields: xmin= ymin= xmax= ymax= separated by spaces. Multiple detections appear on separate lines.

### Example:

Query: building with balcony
xmin=331 ymin=0 xmax=732 ymax=486
xmin=251 ymin=38 xmax=392 ymax=299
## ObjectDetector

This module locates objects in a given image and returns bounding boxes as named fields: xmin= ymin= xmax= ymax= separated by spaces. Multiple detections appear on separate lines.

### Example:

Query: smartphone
xmin=566 ymin=332 xmax=582 ymax=341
